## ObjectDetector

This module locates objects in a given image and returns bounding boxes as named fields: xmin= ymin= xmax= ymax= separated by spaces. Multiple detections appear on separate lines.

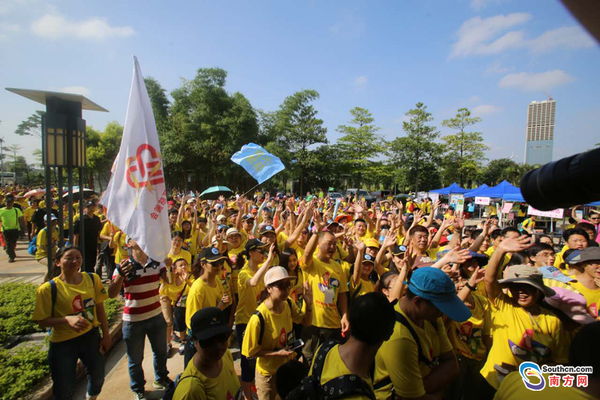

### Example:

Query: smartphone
xmin=289 ymin=339 xmax=304 ymax=351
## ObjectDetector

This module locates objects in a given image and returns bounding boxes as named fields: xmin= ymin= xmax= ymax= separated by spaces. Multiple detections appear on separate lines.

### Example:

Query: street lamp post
xmin=6 ymin=88 xmax=108 ymax=280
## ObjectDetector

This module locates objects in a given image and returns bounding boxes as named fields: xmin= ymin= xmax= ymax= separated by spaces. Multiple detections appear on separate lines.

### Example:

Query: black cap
xmin=259 ymin=225 xmax=276 ymax=236
xmin=392 ymin=245 xmax=407 ymax=256
xmin=362 ymin=254 xmax=375 ymax=264
xmin=5 ymin=193 xmax=14 ymax=200
xmin=84 ymin=201 xmax=95 ymax=208
xmin=245 ymin=238 xmax=268 ymax=252
xmin=198 ymin=246 xmax=228 ymax=263
xmin=190 ymin=308 xmax=231 ymax=341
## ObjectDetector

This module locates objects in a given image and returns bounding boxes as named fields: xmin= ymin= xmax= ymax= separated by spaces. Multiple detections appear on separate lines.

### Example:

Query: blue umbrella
xmin=200 ymin=186 xmax=233 ymax=200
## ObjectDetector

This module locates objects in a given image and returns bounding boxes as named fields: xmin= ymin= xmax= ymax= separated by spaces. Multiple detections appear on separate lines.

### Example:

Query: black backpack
xmin=285 ymin=339 xmax=376 ymax=400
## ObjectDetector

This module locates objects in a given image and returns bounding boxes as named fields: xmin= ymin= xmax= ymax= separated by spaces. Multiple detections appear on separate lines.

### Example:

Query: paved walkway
xmin=0 ymin=237 xmax=46 ymax=285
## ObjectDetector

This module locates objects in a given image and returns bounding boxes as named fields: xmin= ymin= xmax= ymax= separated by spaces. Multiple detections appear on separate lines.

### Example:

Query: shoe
xmin=178 ymin=345 xmax=185 ymax=355
xmin=8 ymin=258 xmax=15 ymax=263
xmin=153 ymin=377 xmax=173 ymax=390
xmin=132 ymin=392 xmax=145 ymax=400
xmin=172 ymin=334 xmax=182 ymax=343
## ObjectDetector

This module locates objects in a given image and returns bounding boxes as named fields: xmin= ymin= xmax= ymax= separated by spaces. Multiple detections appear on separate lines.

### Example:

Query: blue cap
xmin=538 ymin=266 xmax=576 ymax=283
xmin=468 ymin=251 xmax=489 ymax=266
xmin=408 ymin=267 xmax=471 ymax=322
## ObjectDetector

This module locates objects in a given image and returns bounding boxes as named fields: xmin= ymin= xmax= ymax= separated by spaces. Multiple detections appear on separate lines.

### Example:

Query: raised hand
xmin=354 ymin=240 xmax=366 ymax=252
xmin=383 ymin=230 xmax=397 ymax=249
xmin=499 ymin=235 xmax=533 ymax=253
xmin=303 ymin=281 xmax=313 ymax=306
xmin=468 ymin=267 xmax=486 ymax=287
xmin=444 ymin=246 xmax=472 ymax=264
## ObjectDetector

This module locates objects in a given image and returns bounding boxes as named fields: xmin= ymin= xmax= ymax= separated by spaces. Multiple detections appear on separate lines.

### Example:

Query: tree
xmin=270 ymin=90 xmax=328 ymax=194
xmin=481 ymin=158 xmax=518 ymax=186
xmin=144 ymin=77 xmax=170 ymax=134
xmin=15 ymin=111 xmax=44 ymax=138
xmin=86 ymin=122 xmax=123 ymax=190
xmin=336 ymin=107 xmax=385 ymax=187
xmin=441 ymin=108 xmax=489 ymax=187
xmin=389 ymin=103 xmax=443 ymax=192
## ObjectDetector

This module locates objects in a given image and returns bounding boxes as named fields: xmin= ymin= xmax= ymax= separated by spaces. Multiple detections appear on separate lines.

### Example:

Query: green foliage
xmin=0 ymin=284 xmax=44 ymax=343
xmin=14 ymin=110 xmax=44 ymax=138
xmin=389 ymin=102 xmax=443 ymax=192
xmin=104 ymin=297 xmax=122 ymax=323
xmin=441 ymin=108 xmax=489 ymax=187
xmin=86 ymin=122 xmax=124 ymax=190
xmin=0 ymin=344 xmax=49 ymax=400
xmin=336 ymin=107 xmax=385 ymax=187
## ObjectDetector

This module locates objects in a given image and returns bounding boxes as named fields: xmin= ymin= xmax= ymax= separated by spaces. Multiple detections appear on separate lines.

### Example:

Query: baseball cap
xmin=199 ymin=247 xmax=228 ymax=263
xmin=245 ymin=238 xmax=268 ymax=252
xmin=226 ymin=227 xmax=241 ymax=238
xmin=242 ymin=214 xmax=255 ymax=221
xmin=84 ymin=201 xmax=95 ymax=208
xmin=187 ymin=198 xmax=196 ymax=204
xmin=364 ymin=238 xmax=380 ymax=249
xmin=190 ymin=307 xmax=232 ymax=341
xmin=466 ymin=251 xmax=489 ymax=267
xmin=499 ymin=265 xmax=555 ymax=297
xmin=216 ymin=214 xmax=227 ymax=222
xmin=46 ymin=213 xmax=58 ymax=222
xmin=408 ymin=267 xmax=472 ymax=322
xmin=362 ymin=254 xmax=375 ymax=264
xmin=264 ymin=266 xmax=297 ymax=286
xmin=392 ymin=245 xmax=407 ymax=256
xmin=259 ymin=225 xmax=276 ymax=236
xmin=326 ymin=219 xmax=340 ymax=228
xmin=565 ymin=247 xmax=600 ymax=264
xmin=538 ymin=266 xmax=576 ymax=284
xmin=5 ymin=193 xmax=15 ymax=201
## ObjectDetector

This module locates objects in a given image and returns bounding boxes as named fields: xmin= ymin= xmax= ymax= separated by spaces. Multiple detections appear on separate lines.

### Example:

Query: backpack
xmin=285 ymin=339 xmax=376 ymax=400
xmin=372 ymin=311 xmax=439 ymax=393
xmin=28 ymin=227 xmax=46 ymax=255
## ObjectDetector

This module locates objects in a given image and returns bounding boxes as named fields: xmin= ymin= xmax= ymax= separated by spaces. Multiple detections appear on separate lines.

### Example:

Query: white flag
xmin=100 ymin=56 xmax=170 ymax=261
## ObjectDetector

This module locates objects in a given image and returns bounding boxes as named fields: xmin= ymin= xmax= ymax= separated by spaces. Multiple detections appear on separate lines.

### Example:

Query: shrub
xmin=0 ymin=283 xmax=44 ymax=343
xmin=0 ymin=344 xmax=49 ymax=400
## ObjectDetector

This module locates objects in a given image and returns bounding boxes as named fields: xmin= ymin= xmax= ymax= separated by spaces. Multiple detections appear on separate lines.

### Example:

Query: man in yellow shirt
xmin=373 ymin=267 xmax=470 ymax=399
xmin=23 ymin=198 xmax=39 ymax=240
xmin=301 ymin=214 xmax=349 ymax=365
xmin=564 ymin=248 xmax=600 ymax=320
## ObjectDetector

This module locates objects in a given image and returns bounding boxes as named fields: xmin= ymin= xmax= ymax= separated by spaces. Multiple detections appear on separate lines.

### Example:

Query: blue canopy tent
xmin=429 ymin=182 xmax=469 ymax=195
xmin=503 ymin=192 xmax=526 ymax=202
xmin=463 ymin=184 xmax=490 ymax=198
xmin=476 ymin=180 xmax=522 ymax=200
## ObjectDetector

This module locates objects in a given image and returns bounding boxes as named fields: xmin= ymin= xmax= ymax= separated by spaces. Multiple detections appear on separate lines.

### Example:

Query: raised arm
xmin=284 ymin=206 xmax=311 ymax=248
xmin=375 ymin=231 xmax=396 ymax=276
xmin=484 ymin=236 xmax=532 ymax=300
xmin=429 ymin=246 xmax=471 ymax=269
xmin=457 ymin=267 xmax=485 ymax=302
xmin=247 ymin=244 xmax=276 ymax=287
xmin=352 ymin=241 xmax=366 ymax=286
xmin=429 ymin=218 xmax=451 ymax=249
xmin=571 ymin=207 xmax=583 ymax=224
xmin=301 ymin=212 xmax=325 ymax=270
xmin=446 ymin=216 xmax=465 ymax=249
xmin=470 ymin=220 xmax=491 ymax=253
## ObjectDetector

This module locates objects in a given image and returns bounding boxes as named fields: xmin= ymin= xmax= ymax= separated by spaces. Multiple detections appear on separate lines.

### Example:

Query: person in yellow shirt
xmin=481 ymin=236 xmax=571 ymax=391
xmin=180 ymin=220 xmax=198 ymax=258
xmin=350 ymin=244 xmax=377 ymax=301
xmin=111 ymin=229 xmax=128 ymax=265
xmin=520 ymin=215 xmax=536 ymax=234
xmin=23 ymin=198 xmax=39 ymax=240
xmin=160 ymin=258 xmax=193 ymax=354
xmin=555 ymin=228 xmax=589 ymax=270
xmin=564 ymin=248 xmax=600 ymax=320
xmin=184 ymin=248 xmax=231 ymax=367
xmin=234 ymin=239 xmax=275 ymax=400
xmin=289 ymin=293 xmax=395 ymax=400
xmin=168 ymin=231 xmax=192 ymax=268
xmin=36 ymin=214 xmax=61 ymax=280
xmin=32 ymin=246 xmax=110 ymax=400
xmin=373 ymin=267 xmax=470 ymax=399
xmin=300 ymin=215 xmax=349 ymax=366
xmin=494 ymin=321 xmax=600 ymax=400
xmin=172 ymin=307 xmax=241 ymax=400
xmin=242 ymin=267 xmax=313 ymax=400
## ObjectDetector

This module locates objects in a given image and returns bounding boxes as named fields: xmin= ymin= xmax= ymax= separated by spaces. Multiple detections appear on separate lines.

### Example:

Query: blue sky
xmin=1 ymin=0 xmax=598 ymax=167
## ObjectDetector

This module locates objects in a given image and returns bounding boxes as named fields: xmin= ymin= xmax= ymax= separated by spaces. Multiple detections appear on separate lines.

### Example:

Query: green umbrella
xmin=200 ymin=186 xmax=233 ymax=200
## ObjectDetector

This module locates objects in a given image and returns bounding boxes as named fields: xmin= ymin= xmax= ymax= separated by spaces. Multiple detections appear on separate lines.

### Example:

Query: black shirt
xmin=74 ymin=214 xmax=103 ymax=251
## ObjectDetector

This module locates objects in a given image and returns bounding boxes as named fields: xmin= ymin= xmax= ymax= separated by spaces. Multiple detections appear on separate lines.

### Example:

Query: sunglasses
xmin=272 ymin=280 xmax=292 ymax=290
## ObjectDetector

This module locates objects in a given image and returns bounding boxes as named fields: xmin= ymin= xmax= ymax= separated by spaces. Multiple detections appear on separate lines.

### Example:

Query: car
xmin=328 ymin=192 xmax=344 ymax=200
xmin=346 ymin=188 xmax=376 ymax=206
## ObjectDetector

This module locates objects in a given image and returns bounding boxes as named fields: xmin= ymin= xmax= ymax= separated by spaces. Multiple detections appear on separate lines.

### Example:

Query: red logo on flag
xmin=126 ymin=144 xmax=164 ymax=190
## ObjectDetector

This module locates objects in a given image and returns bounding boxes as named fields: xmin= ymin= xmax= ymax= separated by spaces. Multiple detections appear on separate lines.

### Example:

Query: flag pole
xmin=242 ymin=182 xmax=263 ymax=198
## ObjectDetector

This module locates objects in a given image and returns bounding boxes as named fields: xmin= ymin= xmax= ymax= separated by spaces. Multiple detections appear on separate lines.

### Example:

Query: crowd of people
xmin=1 ymin=186 xmax=600 ymax=400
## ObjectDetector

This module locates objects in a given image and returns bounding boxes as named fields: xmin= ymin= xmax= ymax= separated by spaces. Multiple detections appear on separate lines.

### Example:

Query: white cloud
xmin=530 ymin=26 xmax=595 ymax=54
xmin=450 ymin=13 xmax=531 ymax=58
xmin=498 ymin=70 xmax=576 ymax=91
xmin=472 ymin=104 xmax=502 ymax=115
xmin=59 ymin=86 xmax=91 ymax=97
xmin=485 ymin=60 xmax=513 ymax=75
xmin=354 ymin=75 xmax=368 ymax=89
xmin=31 ymin=13 xmax=135 ymax=41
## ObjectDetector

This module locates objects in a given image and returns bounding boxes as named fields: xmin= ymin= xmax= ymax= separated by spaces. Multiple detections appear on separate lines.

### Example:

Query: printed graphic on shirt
xmin=318 ymin=272 xmax=340 ymax=304
xmin=456 ymin=321 xmax=483 ymax=355
xmin=587 ymin=302 xmax=598 ymax=318
xmin=508 ymin=329 xmax=551 ymax=363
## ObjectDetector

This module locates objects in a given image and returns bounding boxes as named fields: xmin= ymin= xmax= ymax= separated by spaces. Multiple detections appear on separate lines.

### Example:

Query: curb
xmin=27 ymin=318 xmax=123 ymax=400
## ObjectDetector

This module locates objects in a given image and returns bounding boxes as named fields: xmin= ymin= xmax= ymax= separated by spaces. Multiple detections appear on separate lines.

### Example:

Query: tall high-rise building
xmin=525 ymin=99 xmax=555 ymax=165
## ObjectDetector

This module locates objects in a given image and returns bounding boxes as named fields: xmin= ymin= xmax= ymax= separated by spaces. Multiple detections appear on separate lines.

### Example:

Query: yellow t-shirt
xmin=35 ymin=227 xmax=60 ymax=260
xmin=288 ymin=269 xmax=305 ymax=310
xmin=234 ymin=262 xmax=265 ymax=325
xmin=374 ymin=304 xmax=453 ymax=399
xmin=480 ymin=293 xmax=571 ymax=389
xmin=185 ymin=278 xmax=225 ymax=329
xmin=160 ymin=279 xmax=191 ymax=305
xmin=169 ymin=249 xmax=192 ymax=268
xmin=113 ymin=231 xmax=128 ymax=264
xmin=32 ymin=273 xmax=108 ymax=342
xmin=172 ymin=349 xmax=241 ymax=400
xmin=23 ymin=206 xmax=36 ymax=223
xmin=448 ymin=293 xmax=492 ymax=361
xmin=333 ymin=242 xmax=349 ymax=265
xmin=554 ymin=245 xmax=571 ymax=271
xmin=569 ymin=280 xmax=600 ymax=319
xmin=182 ymin=231 xmax=198 ymax=256
xmin=242 ymin=300 xmax=305 ymax=376
xmin=350 ymin=277 xmax=376 ymax=300
xmin=310 ymin=344 xmax=374 ymax=400
xmin=303 ymin=256 xmax=349 ymax=329
xmin=494 ymin=371 xmax=595 ymax=400
xmin=290 ymin=242 xmax=306 ymax=266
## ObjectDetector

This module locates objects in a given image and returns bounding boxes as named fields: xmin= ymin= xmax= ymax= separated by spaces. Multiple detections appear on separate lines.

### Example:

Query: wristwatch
xmin=465 ymin=282 xmax=477 ymax=291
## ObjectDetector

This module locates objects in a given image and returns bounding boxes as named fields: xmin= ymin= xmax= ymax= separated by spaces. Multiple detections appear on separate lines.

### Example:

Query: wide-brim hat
xmin=499 ymin=265 xmax=555 ymax=297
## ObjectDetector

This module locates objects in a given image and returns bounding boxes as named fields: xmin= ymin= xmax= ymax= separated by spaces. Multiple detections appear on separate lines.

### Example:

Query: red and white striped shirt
xmin=113 ymin=258 xmax=165 ymax=322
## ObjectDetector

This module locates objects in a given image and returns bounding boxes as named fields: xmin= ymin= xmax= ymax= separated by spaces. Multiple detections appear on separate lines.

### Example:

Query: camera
xmin=118 ymin=260 xmax=143 ymax=281
xmin=520 ymin=147 xmax=600 ymax=211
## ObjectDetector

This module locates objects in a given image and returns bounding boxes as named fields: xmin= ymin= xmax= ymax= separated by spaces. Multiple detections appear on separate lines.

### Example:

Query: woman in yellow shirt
xmin=564 ymin=248 xmax=600 ymax=320
xmin=32 ymin=246 xmax=110 ymax=400
xmin=180 ymin=220 xmax=198 ymax=259
xmin=242 ymin=267 xmax=313 ymax=400
xmin=160 ymin=258 xmax=193 ymax=354
xmin=350 ymin=241 xmax=378 ymax=301
xmin=168 ymin=231 xmax=192 ymax=268
xmin=172 ymin=307 xmax=241 ymax=400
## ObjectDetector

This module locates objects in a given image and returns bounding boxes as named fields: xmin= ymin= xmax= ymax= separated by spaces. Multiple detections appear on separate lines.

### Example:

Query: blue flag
xmin=230 ymin=143 xmax=285 ymax=184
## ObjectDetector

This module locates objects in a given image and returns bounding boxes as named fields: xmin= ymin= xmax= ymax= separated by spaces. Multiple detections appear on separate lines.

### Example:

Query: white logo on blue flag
xmin=230 ymin=143 xmax=285 ymax=184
